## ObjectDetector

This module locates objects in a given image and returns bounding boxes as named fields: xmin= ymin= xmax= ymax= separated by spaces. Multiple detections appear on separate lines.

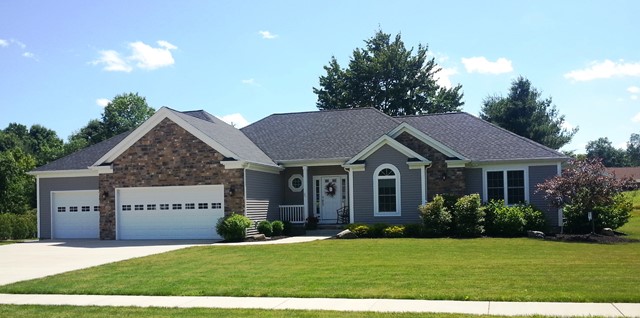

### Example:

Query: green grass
xmin=0 ymin=305 xmax=516 ymax=318
xmin=621 ymin=190 xmax=640 ymax=239
xmin=1 ymin=238 xmax=638 ymax=303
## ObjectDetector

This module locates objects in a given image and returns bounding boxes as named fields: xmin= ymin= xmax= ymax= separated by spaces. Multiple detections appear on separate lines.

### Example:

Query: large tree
xmin=313 ymin=30 xmax=464 ymax=116
xmin=626 ymin=133 xmax=640 ymax=166
xmin=70 ymin=92 xmax=155 ymax=148
xmin=480 ymin=76 xmax=577 ymax=150
xmin=586 ymin=137 xmax=626 ymax=167
xmin=0 ymin=148 xmax=36 ymax=214
xmin=0 ymin=123 xmax=64 ymax=166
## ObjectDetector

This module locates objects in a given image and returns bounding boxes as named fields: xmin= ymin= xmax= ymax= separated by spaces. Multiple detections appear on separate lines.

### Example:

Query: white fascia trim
xmin=446 ymin=160 xmax=471 ymax=168
xmin=28 ymin=169 xmax=99 ymax=178
xmin=408 ymin=161 xmax=431 ymax=169
xmin=88 ymin=165 xmax=113 ymax=174
xmin=221 ymin=160 xmax=283 ymax=174
xmin=342 ymin=163 xmax=365 ymax=172
xmin=389 ymin=123 xmax=468 ymax=160
xmin=279 ymin=158 xmax=349 ymax=167
xmin=347 ymin=135 xmax=431 ymax=165
xmin=94 ymin=107 xmax=239 ymax=166
xmin=470 ymin=158 xmax=566 ymax=167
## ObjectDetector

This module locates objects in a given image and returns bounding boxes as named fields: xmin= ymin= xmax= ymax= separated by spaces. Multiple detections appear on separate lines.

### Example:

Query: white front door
xmin=314 ymin=175 xmax=347 ymax=223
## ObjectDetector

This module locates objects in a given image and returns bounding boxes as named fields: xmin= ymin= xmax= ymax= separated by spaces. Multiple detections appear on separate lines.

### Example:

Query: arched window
xmin=373 ymin=164 xmax=401 ymax=216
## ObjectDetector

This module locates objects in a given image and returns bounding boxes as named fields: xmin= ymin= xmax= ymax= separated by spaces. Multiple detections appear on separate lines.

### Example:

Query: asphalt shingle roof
xmin=399 ymin=112 xmax=567 ymax=162
xmin=32 ymin=131 xmax=131 ymax=171
xmin=241 ymin=108 xmax=401 ymax=161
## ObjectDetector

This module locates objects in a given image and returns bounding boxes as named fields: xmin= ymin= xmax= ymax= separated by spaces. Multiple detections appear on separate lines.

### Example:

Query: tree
xmin=70 ymin=92 xmax=155 ymax=147
xmin=586 ymin=137 xmax=626 ymax=167
xmin=0 ymin=148 xmax=36 ymax=214
xmin=626 ymin=133 xmax=640 ymax=166
xmin=1 ymin=123 xmax=64 ymax=166
xmin=313 ymin=30 xmax=464 ymax=116
xmin=536 ymin=158 xmax=633 ymax=233
xmin=480 ymin=76 xmax=577 ymax=150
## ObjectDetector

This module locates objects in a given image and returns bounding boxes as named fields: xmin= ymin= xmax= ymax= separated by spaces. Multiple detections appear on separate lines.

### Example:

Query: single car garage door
xmin=52 ymin=190 xmax=100 ymax=239
xmin=116 ymin=185 xmax=225 ymax=240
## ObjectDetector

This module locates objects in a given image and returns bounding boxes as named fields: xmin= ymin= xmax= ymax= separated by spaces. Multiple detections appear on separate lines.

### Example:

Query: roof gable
xmin=346 ymin=135 xmax=430 ymax=164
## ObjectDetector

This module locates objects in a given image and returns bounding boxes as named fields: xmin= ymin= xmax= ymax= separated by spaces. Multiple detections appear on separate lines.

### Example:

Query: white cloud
xmin=628 ymin=86 xmax=640 ymax=94
xmin=11 ymin=39 xmax=26 ymax=49
xmin=0 ymin=39 xmax=8 ymax=47
xmin=241 ymin=78 xmax=261 ymax=87
xmin=129 ymin=40 xmax=177 ymax=70
xmin=217 ymin=113 xmax=250 ymax=128
xmin=96 ymin=98 xmax=111 ymax=107
xmin=632 ymin=112 xmax=640 ymax=123
xmin=565 ymin=60 xmax=640 ymax=81
xmin=92 ymin=50 xmax=133 ymax=72
xmin=435 ymin=68 xmax=458 ymax=88
xmin=461 ymin=57 xmax=513 ymax=74
xmin=22 ymin=52 xmax=37 ymax=60
xmin=258 ymin=30 xmax=278 ymax=39
xmin=632 ymin=95 xmax=638 ymax=100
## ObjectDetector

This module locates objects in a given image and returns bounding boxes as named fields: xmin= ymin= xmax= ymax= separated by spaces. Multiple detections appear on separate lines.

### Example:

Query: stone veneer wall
xmin=395 ymin=132 xmax=465 ymax=199
xmin=98 ymin=118 xmax=244 ymax=239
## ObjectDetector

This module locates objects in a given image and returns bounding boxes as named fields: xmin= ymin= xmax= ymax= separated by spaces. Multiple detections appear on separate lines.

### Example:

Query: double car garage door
xmin=52 ymin=185 xmax=225 ymax=240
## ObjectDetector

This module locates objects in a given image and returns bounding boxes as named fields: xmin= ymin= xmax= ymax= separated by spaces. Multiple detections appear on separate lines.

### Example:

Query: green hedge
xmin=0 ymin=211 xmax=37 ymax=240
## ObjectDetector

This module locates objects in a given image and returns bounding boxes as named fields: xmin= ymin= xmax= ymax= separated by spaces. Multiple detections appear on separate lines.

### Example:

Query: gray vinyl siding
xmin=39 ymin=176 xmax=99 ymax=239
xmin=353 ymin=145 xmax=422 ymax=224
xmin=245 ymin=169 xmax=283 ymax=226
xmin=529 ymin=165 xmax=560 ymax=227
xmin=465 ymin=168 xmax=483 ymax=196
xmin=282 ymin=167 xmax=303 ymax=205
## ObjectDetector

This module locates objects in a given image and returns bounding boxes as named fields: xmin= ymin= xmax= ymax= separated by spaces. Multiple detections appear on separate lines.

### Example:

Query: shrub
xmin=0 ymin=212 xmax=37 ymax=240
xmin=564 ymin=194 xmax=632 ymax=233
xmin=347 ymin=224 xmax=371 ymax=238
xmin=10 ymin=216 xmax=30 ymax=239
xmin=403 ymin=223 xmax=423 ymax=238
xmin=271 ymin=220 xmax=284 ymax=236
xmin=485 ymin=202 xmax=525 ymax=237
xmin=370 ymin=223 xmax=389 ymax=238
xmin=0 ymin=214 xmax=12 ymax=240
xmin=215 ymin=213 xmax=251 ymax=242
xmin=520 ymin=204 xmax=546 ymax=232
xmin=418 ymin=195 xmax=452 ymax=237
xmin=452 ymin=194 xmax=484 ymax=237
xmin=383 ymin=225 xmax=405 ymax=238
xmin=440 ymin=193 xmax=461 ymax=211
xmin=256 ymin=220 xmax=273 ymax=236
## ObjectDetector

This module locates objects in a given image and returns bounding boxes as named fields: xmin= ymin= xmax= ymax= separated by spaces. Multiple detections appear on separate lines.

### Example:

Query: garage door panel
xmin=52 ymin=190 xmax=99 ymax=239
xmin=117 ymin=185 xmax=224 ymax=240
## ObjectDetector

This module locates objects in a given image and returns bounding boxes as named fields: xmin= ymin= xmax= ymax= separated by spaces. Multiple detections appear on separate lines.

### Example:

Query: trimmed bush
xmin=256 ymin=220 xmax=273 ymax=236
xmin=383 ymin=225 xmax=405 ymax=238
xmin=484 ymin=201 xmax=525 ymax=237
xmin=0 ymin=212 xmax=37 ymax=240
xmin=520 ymin=204 xmax=546 ymax=232
xmin=403 ymin=223 xmax=423 ymax=238
xmin=271 ymin=220 xmax=284 ymax=236
xmin=215 ymin=213 xmax=251 ymax=242
xmin=0 ymin=214 xmax=12 ymax=240
xmin=348 ymin=224 xmax=371 ymax=237
xmin=418 ymin=195 xmax=452 ymax=237
xmin=452 ymin=194 xmax=484 ymax=237
xmin=564 ymin=194 xmax=632 ymax=233
xmin=370 ymin=223 xmax=389 ymax=238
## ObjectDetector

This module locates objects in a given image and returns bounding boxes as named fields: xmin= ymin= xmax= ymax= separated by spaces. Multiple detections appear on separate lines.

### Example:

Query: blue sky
xmin=1 ymin=0 xmax=638 ymax=153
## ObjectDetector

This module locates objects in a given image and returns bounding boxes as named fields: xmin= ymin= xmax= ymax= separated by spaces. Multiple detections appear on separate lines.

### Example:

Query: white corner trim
xmin=445 ymin=160 xmax=471 ymax=168
xmin=373 ymin=163 xmax=402 ymax=217
xmin=303 ymin=166 xmax=309 ymax=221
xmin=36 ymin=175 xmax=40 ymax=239
xmin=288 ymin=174 xmax=303 ymax=192
xmin=93 ymin=107 xmax=240 ymax=166
xmin=347 ymin=135 xmax=430 ymax=165
xmin=389 ymin=122 xmax=468 ymax=160
xmin=348 ymin=168 xmax=355 ymax=223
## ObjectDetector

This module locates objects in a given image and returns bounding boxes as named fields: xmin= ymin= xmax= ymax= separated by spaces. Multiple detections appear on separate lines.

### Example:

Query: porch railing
xmin=279 ymin=205 xmax=305 ymax=224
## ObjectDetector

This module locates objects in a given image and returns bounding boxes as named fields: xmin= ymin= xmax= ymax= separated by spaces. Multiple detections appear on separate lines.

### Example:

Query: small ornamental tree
xmin=536 ymin=158 xmax=634 ymax=233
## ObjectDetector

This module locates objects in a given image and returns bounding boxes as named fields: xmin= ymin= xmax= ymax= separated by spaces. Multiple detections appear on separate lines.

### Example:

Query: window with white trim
xmin=288 ymin=174 xmax=303 ymax=192
xmin=486 ymin=169 xmax=527 ymax=205
xmin=373 ymin=164 xmax=401 ymax=216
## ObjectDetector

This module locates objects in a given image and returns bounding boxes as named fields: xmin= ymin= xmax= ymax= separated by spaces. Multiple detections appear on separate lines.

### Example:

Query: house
xmin=605 ymin=167 xmax=640 ymax=188
xmin=30 ymin=107 xmax=567 ymax=240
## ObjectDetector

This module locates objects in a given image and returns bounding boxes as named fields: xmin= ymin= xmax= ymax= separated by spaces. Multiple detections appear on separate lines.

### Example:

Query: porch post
xmin=303 ymin=165 xmax=309 ymax=220
xmin=421 ymin=165 xmax=427 ymax=205
xmin=348 ymin=168 xmax=354 ymax=224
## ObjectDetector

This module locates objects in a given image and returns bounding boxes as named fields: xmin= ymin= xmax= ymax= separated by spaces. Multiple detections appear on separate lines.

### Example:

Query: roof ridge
xmin=394 ymin=111 xmax=466 ymax=119
xmin=467 ymin=113 xmax=568 ymax=158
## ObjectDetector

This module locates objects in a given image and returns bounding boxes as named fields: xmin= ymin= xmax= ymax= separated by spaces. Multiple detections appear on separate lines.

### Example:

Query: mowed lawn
xmin=1 ymin=237 xmax=638 ymax=303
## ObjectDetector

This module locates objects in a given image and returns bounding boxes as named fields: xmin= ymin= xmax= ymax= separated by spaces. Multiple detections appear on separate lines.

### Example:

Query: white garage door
xmin=52 ymin=190 xmax=100 ymax=239
xmin=116 ymin=185 xmax=225 ymax=240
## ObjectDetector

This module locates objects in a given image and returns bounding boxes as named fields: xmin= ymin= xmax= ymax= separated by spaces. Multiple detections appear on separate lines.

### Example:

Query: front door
xmin=314 ymin=175 xmax=347 ymax=223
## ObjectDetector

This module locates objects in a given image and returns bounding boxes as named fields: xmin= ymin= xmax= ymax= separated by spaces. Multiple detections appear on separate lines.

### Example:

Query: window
xmin=134 ymin=204 xmax=144 ymax=211
xmin=69 ymin=206 xmax=78 ymax=212
xmin=160 ymin=204 xmax=169 ymax=210
xmin=198 ymin=203 xmax=208 ymax=209
xmin=373 ymin=164 xmax=401 ymax=216
xmin=147 ymin=204 xmax=156 ymax=210
xmin=211 ymin=202 xmax=222 ymax=209
xmin=57 ymin=207 xmax=66 ymax=213
xmin=485 ymin=169 xmax=527 ymax=205
xmin=81 ymin=206 xmax=91 ymax=212
xmin=288 ymin=174 xmax=303 ymax=192
xmin=185 ymin=203 xmax=195 ymax=210
xmin=172 ymin=203 xmax=182 ymax=210
xmin=121 ymin=205 xmax=131 ymax=211
xmin=93 ymin=206 xmax=99 ymax=212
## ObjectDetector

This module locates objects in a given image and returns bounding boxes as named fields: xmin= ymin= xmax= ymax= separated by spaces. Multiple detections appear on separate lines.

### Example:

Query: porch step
xmin=305 ymin=227 xmax=345 ymax=237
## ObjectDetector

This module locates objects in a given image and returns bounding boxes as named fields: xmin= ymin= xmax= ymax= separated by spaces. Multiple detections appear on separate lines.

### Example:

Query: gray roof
xmin=241 ymin=108 xmax=401 ymax=161
xmin=32 ymin=131 xmax=131 ymax=171
xmin=399 ymin=112 xmax=567 ymax=162
xmin=170 ymin=109 xmax=276 ymax=166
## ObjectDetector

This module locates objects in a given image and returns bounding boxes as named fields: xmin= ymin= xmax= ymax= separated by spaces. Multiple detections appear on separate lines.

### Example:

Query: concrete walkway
xmin=1 ymin=294 xmax=639 ymax=316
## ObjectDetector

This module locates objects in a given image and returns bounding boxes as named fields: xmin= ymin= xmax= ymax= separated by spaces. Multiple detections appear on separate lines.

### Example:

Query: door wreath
xmin=325 ymin=181 xmax=336 ymax=197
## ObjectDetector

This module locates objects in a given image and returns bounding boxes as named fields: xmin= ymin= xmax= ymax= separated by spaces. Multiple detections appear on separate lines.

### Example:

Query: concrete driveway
xmin=0 ymin=240 xmax=213 ymax=286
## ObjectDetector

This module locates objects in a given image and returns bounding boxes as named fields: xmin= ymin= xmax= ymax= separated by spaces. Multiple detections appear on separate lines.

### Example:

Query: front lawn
xmin=621 ymin=190 xmax=640 ymax=239
xmin=1 ymin=238 xmax=638 ymax=302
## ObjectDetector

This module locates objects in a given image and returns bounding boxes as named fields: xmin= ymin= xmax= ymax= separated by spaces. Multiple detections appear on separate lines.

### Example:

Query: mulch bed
xmin=547 ymin=233 xmax=639 ymax=244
